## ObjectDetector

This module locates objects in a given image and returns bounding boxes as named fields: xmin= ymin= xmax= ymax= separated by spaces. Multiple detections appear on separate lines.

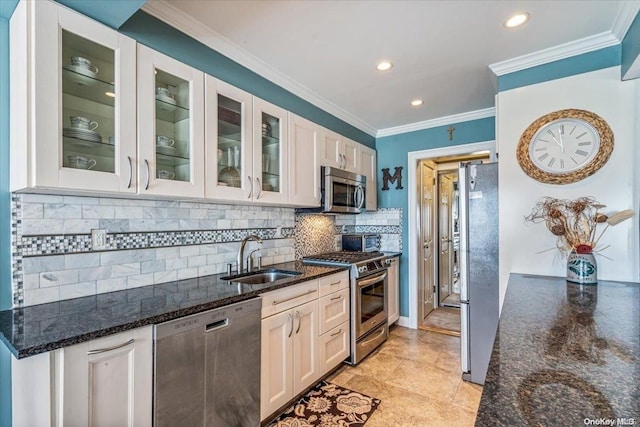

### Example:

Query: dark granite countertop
xmin=476 ymin=273 xmax=640 ymax=426
xmin=0 ymin=261 xmax=347 ymax=359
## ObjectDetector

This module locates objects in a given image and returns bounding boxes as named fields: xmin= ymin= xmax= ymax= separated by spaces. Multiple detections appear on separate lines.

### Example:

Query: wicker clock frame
xmin=516 ymin=109 xmax=614 ymax=184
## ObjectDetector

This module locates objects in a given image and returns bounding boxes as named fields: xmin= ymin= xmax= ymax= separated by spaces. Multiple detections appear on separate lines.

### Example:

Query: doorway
xmin=412 ymin=143 xmax=495 ymax=334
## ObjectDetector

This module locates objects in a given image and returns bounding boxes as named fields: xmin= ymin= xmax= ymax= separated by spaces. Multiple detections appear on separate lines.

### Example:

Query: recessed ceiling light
xmin=504 ymin=12 xmax=530 ymax=28
xmin=411 ymin=99 xmax=423 ymax=107
xmin=376 ymin=61 xmax=393 ymax=71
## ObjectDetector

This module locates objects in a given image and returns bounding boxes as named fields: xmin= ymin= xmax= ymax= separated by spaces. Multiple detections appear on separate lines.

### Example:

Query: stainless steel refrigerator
xmin=459 ymin=162 xmax=499 ymax=385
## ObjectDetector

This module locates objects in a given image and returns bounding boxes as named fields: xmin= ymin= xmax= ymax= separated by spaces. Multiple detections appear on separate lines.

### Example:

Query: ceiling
xmin=143 ymin=1 xmax=639 ymax=136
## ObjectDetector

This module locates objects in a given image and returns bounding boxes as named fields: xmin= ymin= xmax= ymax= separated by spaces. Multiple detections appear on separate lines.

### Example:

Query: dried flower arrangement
xmin=525 ymin=196 xmax=634 ymax=256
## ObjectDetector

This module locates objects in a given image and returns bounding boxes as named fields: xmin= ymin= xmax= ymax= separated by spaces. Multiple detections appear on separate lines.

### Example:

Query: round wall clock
xmin=516 ymin=109 xmax=614 ymax=184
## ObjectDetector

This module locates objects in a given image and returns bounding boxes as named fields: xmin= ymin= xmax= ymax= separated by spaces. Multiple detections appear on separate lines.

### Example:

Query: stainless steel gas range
xmin=302 ymin=251 xmax=390 ymax=365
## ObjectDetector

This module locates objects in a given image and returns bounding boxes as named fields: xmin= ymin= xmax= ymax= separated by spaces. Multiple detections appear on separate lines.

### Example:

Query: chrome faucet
xmin=237 ymin=235 xmax=263 ymax=273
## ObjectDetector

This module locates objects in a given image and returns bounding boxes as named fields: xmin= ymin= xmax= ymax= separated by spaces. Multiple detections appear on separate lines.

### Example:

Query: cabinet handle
xmin=247 ymin=176 xmax=253 ymax=198
xmin=144 ymin=159 xmax=150 ymax=190
xmin=87 ymin=339 xmax=134 ymax=355
xmin=329 ymin=281 xmax=341 ymax=286
xmin=256 ymin=177 xmax=261 ymax=199
xmin=127 ymin=156 xmax=133 ymax=189
xmin=287 ymin=313 xmax=293 ymax=338
xmin=295 ymin=310 xmax=301 ymax=334
xmin=330 ymin=329 xmax=342 ymax=337
xmin=272 ymin=289 xmax=316 ymax=306
xmin=340 ymin=154 xmax=345 ymax=169
xmin=330 ymin=294 xmax=342 ymax=301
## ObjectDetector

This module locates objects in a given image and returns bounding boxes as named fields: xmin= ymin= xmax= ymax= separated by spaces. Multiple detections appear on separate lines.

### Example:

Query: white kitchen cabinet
xmin=319 ymin=323 xmax=350 ymax=376
xmin=10 ymin=0 xmax=137 ymax=194
xmin=57 ymin=327 xmax=153 ymax=427
xmin=360 ymin=145 xmax=378 ymax=211
xmin=137 ymin=45 xmax=205 ymax=198
xmin=288 ymin=113 xmax=321 ymax=207
xmin=11 ymin=326 xmax=153 ymax=427
xmin=387 ymin=257 xmax=400 ymax=325
xmin=319 ymin=128 xmax=360 ymax=173
xmin=260 ymin=295 xmax=319 ymax=421
xmin=205 ymin=77 xmax=254 ymax=201
xmin=318 ymin=287 xmax=349 ymax=335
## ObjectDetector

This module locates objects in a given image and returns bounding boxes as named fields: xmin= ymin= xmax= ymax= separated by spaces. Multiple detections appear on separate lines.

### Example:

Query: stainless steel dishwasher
xmin=154 ymin=298 xmax=262 ymax=427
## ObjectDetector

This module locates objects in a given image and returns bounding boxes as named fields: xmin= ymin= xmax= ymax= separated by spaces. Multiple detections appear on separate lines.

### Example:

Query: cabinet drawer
xmin=261 ymin=280 xmax=318 ymax=318
xmin=319 ymin=321 xmax=349 ymax=375
xmin=318 ymin=271 xmax=349 ymax=297
xmin=318 ymin=288 xmax=349 ymax=335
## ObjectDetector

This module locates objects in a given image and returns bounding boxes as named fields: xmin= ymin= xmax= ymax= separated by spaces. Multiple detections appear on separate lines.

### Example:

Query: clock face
xmin=528 ymin=118 xmax=601 ymax=174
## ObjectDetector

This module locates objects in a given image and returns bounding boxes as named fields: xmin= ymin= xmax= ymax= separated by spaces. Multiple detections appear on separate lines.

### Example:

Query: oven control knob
xmin=358 ymin=266 xmax=367 ymax=273
xmin=385 ymin=259 xmax=392 ymax=266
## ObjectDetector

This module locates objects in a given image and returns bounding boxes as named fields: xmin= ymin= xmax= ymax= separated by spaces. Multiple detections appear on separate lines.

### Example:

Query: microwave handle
xmin=356 ymin=186 xmax=365 ymax=209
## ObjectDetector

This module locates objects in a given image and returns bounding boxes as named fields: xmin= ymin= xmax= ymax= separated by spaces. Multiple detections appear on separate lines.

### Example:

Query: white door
xmin=341 ymin=137 xmax=360 ymax=173
xmin=253 ymin=97 xmax=288 ymax=204
xmin=260 ymin=310 xmax=294 ymax=421
xmin=292 ymin=300 xmax=319 ymax=394
xmin=320 ymin=128 xmax=342 ymax=169
xmin=25 ymin=1 xmax=137 ymax=193
xmin=205 ymin=76 xmax=254 ymax=201
xmin=420 ymin=160 xmax=437 ymax=320
xmin=288 ymin=113 xmax=320 ymax=207
xmin=360 ymin=146 xmax=377 ymax=211
xmin=137 ymin=45 xmax=205 ymax=198
xmin=59 ymin=327 xmax=153 ymax=427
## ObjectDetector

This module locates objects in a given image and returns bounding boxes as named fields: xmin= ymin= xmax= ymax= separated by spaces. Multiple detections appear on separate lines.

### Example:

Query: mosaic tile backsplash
xmin=11 ymin=192 xmax=403 ymax=308
xmin=12 ymin=194 xmax=296 ymax=307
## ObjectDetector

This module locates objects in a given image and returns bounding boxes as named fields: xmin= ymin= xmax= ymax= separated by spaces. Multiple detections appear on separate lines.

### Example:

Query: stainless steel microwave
xmin=321 ymin=166 xmax=366 ymax=214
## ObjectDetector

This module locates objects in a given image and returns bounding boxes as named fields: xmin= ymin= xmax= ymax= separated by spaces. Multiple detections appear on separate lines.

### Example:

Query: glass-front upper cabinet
xmin=10 ymin=1 xmax=136 ymax=193
xmin=205 ymin=77 xmax=253 ymax=201
xmin=137 ymin=45 xmax=204 ymax=198
xmin=252 ymin=97 xmax=288 ymax=204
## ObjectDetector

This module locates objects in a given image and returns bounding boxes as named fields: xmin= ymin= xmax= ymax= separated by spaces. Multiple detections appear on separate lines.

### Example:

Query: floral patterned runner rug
xmin=268 ymin=380 xmax=381 ymax=427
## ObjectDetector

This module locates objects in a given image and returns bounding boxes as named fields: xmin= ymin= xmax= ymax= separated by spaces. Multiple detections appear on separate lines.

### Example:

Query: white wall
xmin=497 ymin=66 xmax=640 ymax=309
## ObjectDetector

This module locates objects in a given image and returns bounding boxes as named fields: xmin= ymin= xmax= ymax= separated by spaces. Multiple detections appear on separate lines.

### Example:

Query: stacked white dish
xmin=156 ymin=145 xmax=177 ymax=156
xmin=63 ymin=127 xmax=102 ymax=143
xmin=63 ymin=56 xmax=99 ymax=86
xmin=156 ymin=87 xmax=177 ymax=111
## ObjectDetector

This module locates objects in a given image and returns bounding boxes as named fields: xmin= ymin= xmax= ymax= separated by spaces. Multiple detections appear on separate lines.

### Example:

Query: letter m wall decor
xmin=381 ymin=167 xmax=403 ymax=190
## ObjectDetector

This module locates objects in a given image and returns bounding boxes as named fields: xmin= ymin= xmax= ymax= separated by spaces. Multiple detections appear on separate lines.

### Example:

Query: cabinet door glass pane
xmin=217 ymin=95 xmax=242 ymax=188
xmin=155 ymin=69 xmax=190 ymax=182
xmin=62 ymin=30 xmax=115 ymax=173
xmin=261 ymin=112 xmax=280 ymax=193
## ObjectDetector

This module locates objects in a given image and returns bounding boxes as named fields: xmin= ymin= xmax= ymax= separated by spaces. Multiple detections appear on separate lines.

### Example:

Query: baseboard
xmin=396 ymin=316 xmax=412 ymax=328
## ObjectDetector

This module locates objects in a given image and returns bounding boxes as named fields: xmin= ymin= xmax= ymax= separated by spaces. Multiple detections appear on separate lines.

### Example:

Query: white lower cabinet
xmin=319 ymin=323 xmax=350 ymax=375
xmin=11 ymin=326 xmax=153 ymax=427
xmin=261 ymin=297 xmax=319 ymax=421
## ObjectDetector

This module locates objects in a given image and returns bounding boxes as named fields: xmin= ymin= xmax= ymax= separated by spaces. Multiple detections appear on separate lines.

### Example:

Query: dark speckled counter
xmin=476 ymin=273 xmax=640 ymax=426
xmin=0 ymin=261 xmax=347 ymax=359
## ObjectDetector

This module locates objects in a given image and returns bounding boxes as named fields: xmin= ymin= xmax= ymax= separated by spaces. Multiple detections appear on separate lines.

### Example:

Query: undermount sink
xmin=222 ymin=269 xmax=301 ymax=285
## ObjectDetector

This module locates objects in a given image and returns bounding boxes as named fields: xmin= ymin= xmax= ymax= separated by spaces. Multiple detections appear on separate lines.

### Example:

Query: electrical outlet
xmin=91 ymin=229 xmax=107 ymax=250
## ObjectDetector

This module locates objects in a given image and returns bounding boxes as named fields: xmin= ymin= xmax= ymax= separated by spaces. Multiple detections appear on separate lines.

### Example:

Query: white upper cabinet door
xmin=205 ymin=76 xmax=254 ymax=201
xmin=252 ymin=97 xmax=288 ymax=205
xmin=341 ymin=137 xmax=360 ymax=173
xmin=288 ymin=113 xmax=320 ymax=207
xmin=11 ymin=0 xmax=137 ymax=193
xmin=319 ymin=127 xmax=342 ymax=169
xmin=360 ymin=145 xmax=377 ymax=211
xmin=137 ymin=45 xmax=205 ymax=198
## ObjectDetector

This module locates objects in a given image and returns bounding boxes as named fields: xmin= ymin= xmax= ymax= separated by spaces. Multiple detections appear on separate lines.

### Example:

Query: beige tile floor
xmin=326 ymin=325 xmax=482 ymax=427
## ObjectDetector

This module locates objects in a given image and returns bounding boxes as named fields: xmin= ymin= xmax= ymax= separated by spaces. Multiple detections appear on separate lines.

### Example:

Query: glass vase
xmin=566 ymin=251 xmax=597 ymax=285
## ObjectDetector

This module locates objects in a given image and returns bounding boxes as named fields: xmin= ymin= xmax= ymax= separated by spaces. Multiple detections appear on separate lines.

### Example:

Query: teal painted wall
xmin=1 ymin=11 xmax=13 ymax=427
xmin=498 ymin=45 xmax=621 ymax=91
xmin=119 ymin=11 xmax=375 ymax=148
xmin=622 ymin=12 xmax=640 ymax=78
xmin=375 ymin=117 xmax=495 ymax=316
xmin=55 ymin=0 xmax=146 ymax=28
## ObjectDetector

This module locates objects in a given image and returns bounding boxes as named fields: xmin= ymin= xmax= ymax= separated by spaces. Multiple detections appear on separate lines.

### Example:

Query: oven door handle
xmin=358 ymin=271 xmax=387 ymax=287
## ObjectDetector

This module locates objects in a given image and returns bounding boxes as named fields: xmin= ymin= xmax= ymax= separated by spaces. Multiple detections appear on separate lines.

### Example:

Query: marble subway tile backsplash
xmin=12 ymin=194 xmax=295 ymax=307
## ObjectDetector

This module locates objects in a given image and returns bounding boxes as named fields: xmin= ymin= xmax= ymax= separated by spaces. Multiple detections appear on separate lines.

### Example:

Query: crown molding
xmin=141 ymin=1 xmax=377 ymax=137
xmin=376 ymin=107 xmax=495 ymax=138
xmin=612 ymin=0 xmax=640 ymax=40
xmin=489 ymin=31 xmax=620 ymax=76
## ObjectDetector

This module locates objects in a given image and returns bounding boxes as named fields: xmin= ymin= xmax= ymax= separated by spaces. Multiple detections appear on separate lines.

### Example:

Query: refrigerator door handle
xmin=461 ymin=301 xmax=470 ymax=374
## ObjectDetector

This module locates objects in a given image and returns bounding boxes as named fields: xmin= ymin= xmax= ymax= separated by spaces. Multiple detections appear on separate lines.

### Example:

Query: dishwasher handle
xmin=205 ymin=318 xmax=229 ymax=333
